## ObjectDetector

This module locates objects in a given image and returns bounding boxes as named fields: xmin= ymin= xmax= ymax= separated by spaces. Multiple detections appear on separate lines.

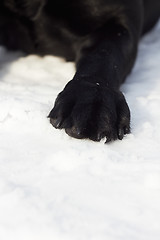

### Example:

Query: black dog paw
xmin=48 ymin=80 xmax=130 ymax=142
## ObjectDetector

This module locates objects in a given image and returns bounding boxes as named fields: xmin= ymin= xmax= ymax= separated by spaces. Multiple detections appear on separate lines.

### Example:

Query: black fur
xmin=0 ymin=0 xmax=160 ymax=142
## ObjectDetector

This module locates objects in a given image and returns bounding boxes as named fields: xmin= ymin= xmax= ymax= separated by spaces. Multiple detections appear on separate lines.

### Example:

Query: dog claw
xmin=105 ymin=137 xmax=111 ymax=143
xmin=96 ymin=133 xmax=102 ymax=141
xmin=50 ymin=118 xmax=62 ymax=128
xmin=118 ymin=128 xmax=124 ymax=140
xmin=124 ymin=126 xmax=130 ymax=134
xmin=65 ymin=127 xmax=84 ymax=139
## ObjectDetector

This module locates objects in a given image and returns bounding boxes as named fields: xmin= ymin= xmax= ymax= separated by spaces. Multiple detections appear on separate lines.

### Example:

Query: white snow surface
xmin=0 ymin=21 xmax=160 ymax=240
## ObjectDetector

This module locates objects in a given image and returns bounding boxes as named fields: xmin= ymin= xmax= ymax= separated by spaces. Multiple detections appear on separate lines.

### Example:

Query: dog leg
xmin=49 ymin=5 xmax=143 ymax=142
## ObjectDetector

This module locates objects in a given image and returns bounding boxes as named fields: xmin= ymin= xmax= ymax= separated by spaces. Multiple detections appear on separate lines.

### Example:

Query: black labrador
xmin=0 ymin=0 xmax=160 ymax=142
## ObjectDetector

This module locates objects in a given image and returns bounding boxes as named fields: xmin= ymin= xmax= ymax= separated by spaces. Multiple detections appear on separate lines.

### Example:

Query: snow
xmin=0 ymin=21 xmax=160 ymax=240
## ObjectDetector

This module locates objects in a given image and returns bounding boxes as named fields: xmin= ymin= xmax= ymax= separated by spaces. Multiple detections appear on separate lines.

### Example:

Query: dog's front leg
xmin=49 ymin=17 xmax=142 ymax=142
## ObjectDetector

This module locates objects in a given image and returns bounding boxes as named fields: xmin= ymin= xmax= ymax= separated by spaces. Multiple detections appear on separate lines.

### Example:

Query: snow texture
xmin=0 ymin=21 xmax=160 ymax=240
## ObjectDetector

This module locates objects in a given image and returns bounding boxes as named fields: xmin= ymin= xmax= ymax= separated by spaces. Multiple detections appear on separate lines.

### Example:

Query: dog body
xmin=1 ymin=0 xmax=160 ymax=142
